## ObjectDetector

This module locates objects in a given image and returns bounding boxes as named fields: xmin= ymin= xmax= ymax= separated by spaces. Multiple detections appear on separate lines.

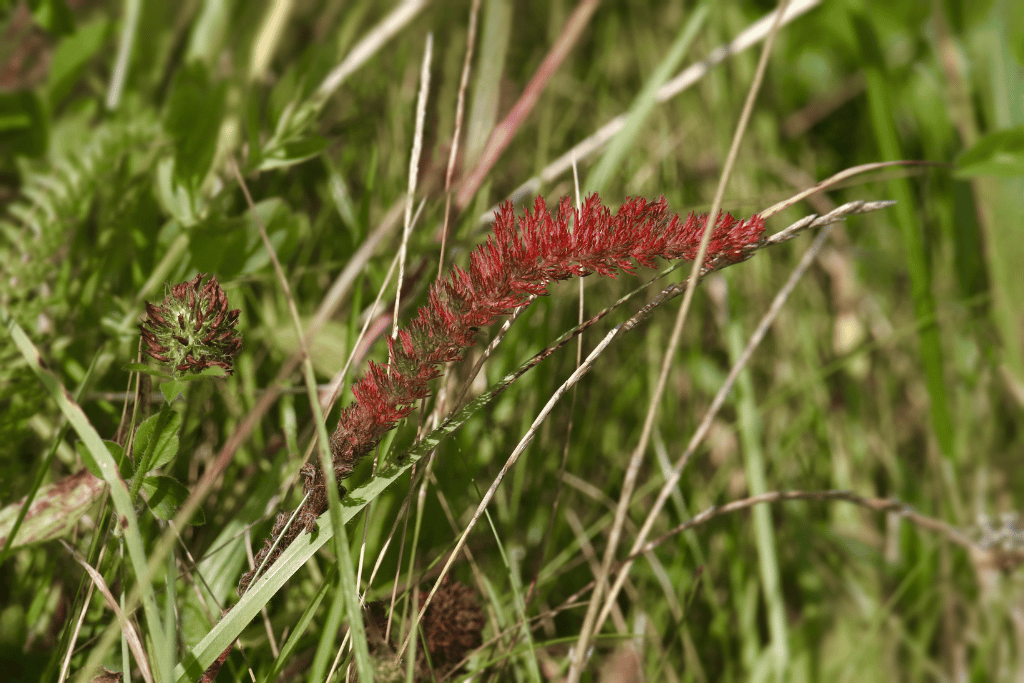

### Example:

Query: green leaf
xmin=3 ymin=311 xmax=169 ymax=674
xmin=941 ymin=0 xmax=996 ymax=33
xmin=1007 ymin=0 xmax=1024 ymax=66
xmin=586 ymin=2 xmax=708 ymax=194
xmin=155 ymin=156 xmax=205 ymax=227
xmin=268 ymin=43 xmax=337 ymax=125
xmin=46 ymin=18 xmax=109 ymax=109
xmin=181 ymin=521 xmax=248 ymax=647
xmin=0 ymin=112 xmax=30 ymax=131
xmin=109 ymin=440 xmax=132 ymax=479
xmin=27 ymin=0 xmax=75 ymax=36
xmin=188 ymin=216 xmax=249 ymax=277
xmin=161 ymin=367 xmax=229 ymax=400
xmin=256 ymin=134 xmax=328 ymax=171
xmin=0 ymin=91 xmax=48 ymax=157
xmin=849 ymin=13 xmax=885 ymax=70
xmin=164 ymin=62 xmax=226 ymax=189
xmin=194 ymin=366 xmax=228 ymax=379
xmin=76 ymin=440 xmax=128 ymax=480
xmin=263 ymin=565 xmax=336 ymax=682
xmin=191 ymin=198 xmax=304 ymax=276
xmin=956 ymin=126 xmax=1024 ymax=178
xmin=160 ymin=379 xmax=187 ymax=403
xmin=75 ymin=440 xmax=101 ymax=479
xmin=239 ymin=199 xmax=305 ymax=273
xmin=133 ymin=408 xmax=182 ymax=474
xmin=142 ymin=476 xmax=204 ymax=524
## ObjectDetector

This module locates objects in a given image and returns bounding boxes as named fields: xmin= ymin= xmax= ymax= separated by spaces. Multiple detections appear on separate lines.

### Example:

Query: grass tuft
xmin=1 ymin=2 xmax=1021 ymax=682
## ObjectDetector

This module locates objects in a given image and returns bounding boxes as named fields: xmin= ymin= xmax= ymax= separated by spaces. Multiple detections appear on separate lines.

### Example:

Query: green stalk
xmin=0 ymin=350 xmax=99 ymax=564
xmin=3 ymin=310 xmax=169 ymax=680
xmin=586 ymin=1 xmax=709 ymax=194
xmin=105 ymin=0 xmax=142 ymax=111
xmin=852 ymin=14 xmax=956 ymax=462
xmin=725 ymin=280 xmax=788 ymax=681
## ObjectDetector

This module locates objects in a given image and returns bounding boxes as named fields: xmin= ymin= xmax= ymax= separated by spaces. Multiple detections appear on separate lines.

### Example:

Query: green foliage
xmin=27 ymin=0 xmax=75 ymax=36
xmin=45 ymin=18 xmax=110 ymax=109
xmin=1 ymin=1 xmax=1022 ymax=682
xmin=140 ymin=475 xmax=200 ymax=524
xmin=957 ymin=126 xmax=1024 ymax=177
xmin=132 ymin=408 xmax=181 ymax=475
xmin=0 ymin=90 xmax=47 ymax=157
xmin=164 ymin=61 xmax=226 ymax=192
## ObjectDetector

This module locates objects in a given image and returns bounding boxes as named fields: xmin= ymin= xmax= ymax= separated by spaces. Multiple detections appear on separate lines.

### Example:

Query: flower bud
xmin=138 ymin=273 xmax=241 ymax=376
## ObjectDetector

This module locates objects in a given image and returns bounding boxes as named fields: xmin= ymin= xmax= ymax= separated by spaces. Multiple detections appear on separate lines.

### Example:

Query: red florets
xmin=327 ymin=194 xmax=763 ymax=470
xmin=238 ymin=193 xmax=764 ymax=596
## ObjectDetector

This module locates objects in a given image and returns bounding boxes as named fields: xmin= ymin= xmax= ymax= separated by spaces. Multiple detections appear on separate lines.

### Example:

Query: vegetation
xmin=1 ymin=0 xmax=1022 ymax=681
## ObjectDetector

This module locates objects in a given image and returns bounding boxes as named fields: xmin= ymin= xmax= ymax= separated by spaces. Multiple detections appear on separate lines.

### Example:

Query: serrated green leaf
xmin=142 ymin=475 xmax=203 ymax=524
xmin=133 ymin=408 xmax=182 ymax=474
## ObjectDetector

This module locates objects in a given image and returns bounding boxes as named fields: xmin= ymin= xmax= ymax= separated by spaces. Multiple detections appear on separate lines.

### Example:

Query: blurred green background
xmin=1 ymin=0 xmax=1023 ymax=681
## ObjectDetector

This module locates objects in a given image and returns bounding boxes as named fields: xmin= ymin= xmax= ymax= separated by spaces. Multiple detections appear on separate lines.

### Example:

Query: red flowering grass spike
xmin=138 ymin=273 xmax=242 ymax=378
xmin=325 ymin=194 xmax=763 ymax=475
xmin=238 ymin=194 xmax=764 ymax=596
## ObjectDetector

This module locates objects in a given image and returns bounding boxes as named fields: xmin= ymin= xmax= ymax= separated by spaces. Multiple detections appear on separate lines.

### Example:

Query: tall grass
xmin=1 ymin=1 xmax=1022 ymax=682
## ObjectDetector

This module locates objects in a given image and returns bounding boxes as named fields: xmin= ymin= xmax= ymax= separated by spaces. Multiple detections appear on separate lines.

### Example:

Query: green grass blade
xmin=586 ymin=1 xmax=709 ymax=194
xmin=2 ymin=308 xmax=169 ymax=680
xmin=309 ymin=564 xmax=349 ymax=683
xmin=852 ymin=14 xmax=956 ymax=462
xmin=262 ymin=564 xmax=336 ymax=683
xmin=725 ymin=279 xmax=789 ymax=680
xmin=0 ymin=349 xmax=99 ymax=563
xmin=464 ymin=0 xmax=514 ymax=167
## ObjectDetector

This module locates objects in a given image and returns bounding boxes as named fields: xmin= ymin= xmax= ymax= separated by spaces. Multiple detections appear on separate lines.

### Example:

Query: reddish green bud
xmin=138 ymin=273 xmax=241 ymax=377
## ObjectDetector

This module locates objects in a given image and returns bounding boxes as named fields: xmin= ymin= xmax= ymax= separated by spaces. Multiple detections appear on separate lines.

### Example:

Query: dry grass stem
xmin=569 ymin=2 xmax=791 ymax=675
xmin=439 ymin=0 xmax=482 ymax=275
xmin=498 ymin=0 xmax=822 ymax=220
xmin=394 ymin=33 xmax=433 ymax=339
xmin=597 ymin=216 xmax=833 ymax=635
xmin=315 ymin=0 xmax=429 ymax=103
xmin=456 ymin=0 xmax=602 ymax=209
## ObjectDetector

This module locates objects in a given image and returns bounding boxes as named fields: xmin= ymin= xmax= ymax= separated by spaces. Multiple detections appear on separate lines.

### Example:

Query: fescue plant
xmin=1 ymin=1 xmax=1022 ymax=682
